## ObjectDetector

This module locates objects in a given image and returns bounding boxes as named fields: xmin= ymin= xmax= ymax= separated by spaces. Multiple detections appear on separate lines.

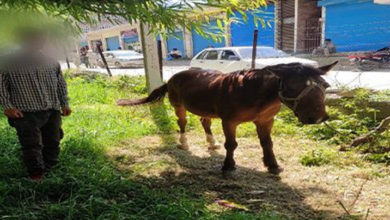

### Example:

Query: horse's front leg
xmin=221 ymin=120 xmax=238 ymax=172
xmin=254 ymin=119 xmax=283 ymax=174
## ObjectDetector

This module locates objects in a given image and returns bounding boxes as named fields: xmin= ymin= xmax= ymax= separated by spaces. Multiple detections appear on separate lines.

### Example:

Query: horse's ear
xmin=318 ymin=61 xmax=338 ymax=74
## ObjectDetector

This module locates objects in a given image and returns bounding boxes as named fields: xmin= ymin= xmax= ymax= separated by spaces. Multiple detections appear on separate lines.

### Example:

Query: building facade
xmin=81 ymin=6 xmax=276 ymax=58
xmin=319 ymin=0 xmax=390 ymax=52
xmin=274 ymin=0 xmax=322 ymax=53
xmin=274 ymin=0 xmax=390 ymax=53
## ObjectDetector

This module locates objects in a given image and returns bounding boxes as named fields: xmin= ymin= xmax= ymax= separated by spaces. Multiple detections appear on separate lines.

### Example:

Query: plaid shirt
xmin=0 ymin=52 xmax=69 ymax=112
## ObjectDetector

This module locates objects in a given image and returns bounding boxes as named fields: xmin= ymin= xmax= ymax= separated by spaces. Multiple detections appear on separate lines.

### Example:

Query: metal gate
xmin=304 ymin=18 xmax=322 ymax=53
xmin=279 ymin=0 xmax=295 ymax=52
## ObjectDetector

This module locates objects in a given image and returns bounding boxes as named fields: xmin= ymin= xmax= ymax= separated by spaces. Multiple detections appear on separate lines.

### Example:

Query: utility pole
xmin=139 ymin=23 xmax=163 ymax=93
xmin=251 ymin=29 xmax=258 ymax=69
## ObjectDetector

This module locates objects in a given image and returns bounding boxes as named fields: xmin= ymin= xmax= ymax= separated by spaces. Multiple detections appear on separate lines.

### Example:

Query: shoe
xmin=29 ymin=173 xmax=44 ymax=182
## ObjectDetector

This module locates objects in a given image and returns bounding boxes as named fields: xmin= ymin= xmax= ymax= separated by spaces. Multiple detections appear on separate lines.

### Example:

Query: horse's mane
xmin=263 ymin=62 xmax=319 ymax=77
xmin=226 ymin=62 xmax=311 ymax=79
xmin=221 ymin=63 xmax=319 ymax=91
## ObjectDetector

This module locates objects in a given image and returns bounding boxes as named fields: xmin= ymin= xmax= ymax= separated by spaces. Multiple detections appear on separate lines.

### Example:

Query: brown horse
xmin=117 ymin=61 xmax=337 ymax=174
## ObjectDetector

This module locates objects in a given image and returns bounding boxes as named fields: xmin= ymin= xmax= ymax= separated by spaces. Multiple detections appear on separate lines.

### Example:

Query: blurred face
xmin=294 ymin=77 xmax=330 ymax=124
xmin=21 ymin=33 xmax=47 ymax=52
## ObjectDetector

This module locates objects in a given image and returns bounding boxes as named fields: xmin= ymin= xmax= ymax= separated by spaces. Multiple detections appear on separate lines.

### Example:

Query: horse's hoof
xmin=268 ymin=167 xmax=284 ymax=175
xmin=222 ymin=167 xmax=236 ymax=177
xmin=177 ymin=144 xmax=189 ymax=150
xmin=221 ymin=165 xmax=236 ymax=171
xmin=208 ymin=144 xmax=221 ymax=151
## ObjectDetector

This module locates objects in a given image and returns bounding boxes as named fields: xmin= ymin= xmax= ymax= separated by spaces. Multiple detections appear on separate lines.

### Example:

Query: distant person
xmin=312 ymin=39 xmax=336 ymax=56
xmin=169 ymin=48 xmax=182 ymax=59
xmin=79 ymin=46 xmax=90 ymax=68
xmin=0 ymin=28 xmax=71 ymax=181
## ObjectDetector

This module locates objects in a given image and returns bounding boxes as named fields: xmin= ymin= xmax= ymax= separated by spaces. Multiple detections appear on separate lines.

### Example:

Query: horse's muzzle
xmin=318 ymin=114 xmax=330 ymax=123
xmin=301 ymin=114 xmax=329 ymax=124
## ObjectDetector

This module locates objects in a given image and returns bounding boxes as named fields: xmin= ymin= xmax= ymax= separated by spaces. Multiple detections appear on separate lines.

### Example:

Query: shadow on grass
xmin=146 ymin=103 xmax=345 ymax=220
xmin=149 ymin=102 xmax=177 ymax=145
xmin=0 ymin=105 xmax=345 ymax=219
xmin=2 ymin=109 xmax=260 ymax=219
xmin=0 ymin=126 xmax=217 ymax=219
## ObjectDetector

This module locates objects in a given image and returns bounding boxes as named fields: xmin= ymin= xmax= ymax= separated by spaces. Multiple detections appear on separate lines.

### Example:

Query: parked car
xmin=97 ymin=50 xmax=144 ymax=68
xmin=190 ymin=46 xmax=318 ymax=72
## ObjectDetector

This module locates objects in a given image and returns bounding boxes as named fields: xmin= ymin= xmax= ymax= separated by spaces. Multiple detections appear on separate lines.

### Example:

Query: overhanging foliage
xmin=0 ymin=0 xmax=268 ymax=39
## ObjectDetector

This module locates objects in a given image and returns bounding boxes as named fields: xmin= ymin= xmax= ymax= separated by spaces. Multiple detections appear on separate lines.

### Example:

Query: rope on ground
xmin=323 ymin=121 xmax=344 ymax=135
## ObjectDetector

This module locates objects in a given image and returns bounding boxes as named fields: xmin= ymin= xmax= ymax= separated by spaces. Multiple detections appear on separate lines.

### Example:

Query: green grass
xmin=1 ymin=72 xmax=386 ymax=219
xmin=0 ymin=73 xmax=285 ymax=219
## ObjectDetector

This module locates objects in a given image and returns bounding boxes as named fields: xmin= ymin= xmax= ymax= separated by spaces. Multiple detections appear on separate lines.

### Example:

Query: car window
xmin=238 ymin=47 xmax=288 ymax=59
xmin=105 ymin=53 xmax=114 ymax=58
xmin=115 ymin=51 xmax=142 ymax=57
xmin=221 ymin=50 xmax=236 ymax=60
xmin=204 ymin=50 xmax=219 ymax=60
xmin=196 ymin=51 xmax=208 ymax=60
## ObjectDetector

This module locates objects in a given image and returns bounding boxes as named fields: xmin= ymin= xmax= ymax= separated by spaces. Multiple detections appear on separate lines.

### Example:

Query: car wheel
xmin=115 ymin=62 xmax=122 ymax=69
xmin=97 ymin=61 xmax=105 ymax=68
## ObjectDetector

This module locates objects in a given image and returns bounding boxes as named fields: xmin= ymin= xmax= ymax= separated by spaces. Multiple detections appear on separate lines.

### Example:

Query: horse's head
xmin=271 ymin=61 xmax=338 ymax=124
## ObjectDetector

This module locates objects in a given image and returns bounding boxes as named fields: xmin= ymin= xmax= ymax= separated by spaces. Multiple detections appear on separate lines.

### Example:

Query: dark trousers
xmin=8 ymin=110 xmax=62 ymax=175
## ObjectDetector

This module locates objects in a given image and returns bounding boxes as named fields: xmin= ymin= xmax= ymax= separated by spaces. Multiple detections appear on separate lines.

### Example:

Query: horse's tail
xmin=117 ymin=84 xmax=168 ymax=106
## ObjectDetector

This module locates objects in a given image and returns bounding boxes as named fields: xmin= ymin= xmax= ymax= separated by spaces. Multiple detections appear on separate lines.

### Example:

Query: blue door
xmin=106 ymin=36 xmax=120 ymax=51
xmin=167 ymin=31 xmax=185 ymax=57
xmin=320 ymin=0 xmax=390 ymax=52
xmin=230 ymin=5 xmax=275 ymax=47
xmin=192 ymin=20 xmax=226 ymax=56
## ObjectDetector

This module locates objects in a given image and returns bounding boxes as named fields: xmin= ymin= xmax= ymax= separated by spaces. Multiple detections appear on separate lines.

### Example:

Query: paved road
xmin=61 ymin=62 xmax=390 ymax=90
xmin=60 ymin=62 xmax=189 ymax=81
xmin=323 ymin=70 xmax=390 ymax=90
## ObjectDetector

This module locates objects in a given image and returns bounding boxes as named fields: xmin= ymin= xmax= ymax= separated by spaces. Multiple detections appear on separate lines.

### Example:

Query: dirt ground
xmin=108 ymin=131 xmax=390 ymax=220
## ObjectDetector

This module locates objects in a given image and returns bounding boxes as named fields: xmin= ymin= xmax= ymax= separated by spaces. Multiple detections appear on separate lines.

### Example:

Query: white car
xmin=190 ymin=46 xmax=318 ymax=73
xmin=97 ymin=50 xmax=144 ymax=68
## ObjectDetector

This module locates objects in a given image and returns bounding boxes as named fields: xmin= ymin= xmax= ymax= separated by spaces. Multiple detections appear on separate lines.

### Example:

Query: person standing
xmin=79 ymin=46 xmax=90 ymax=68
xmin=312 ymin=38 xmax=336 ymax=56
xmin=168 ymin=48 xmax=182 ymax=59
xmin=0 ymin=29 xmax=71 ymax=181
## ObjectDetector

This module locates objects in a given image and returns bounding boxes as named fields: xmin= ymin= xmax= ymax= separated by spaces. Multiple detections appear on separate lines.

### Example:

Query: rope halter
xmin=278 ymin=78 xmax=326 ymax=112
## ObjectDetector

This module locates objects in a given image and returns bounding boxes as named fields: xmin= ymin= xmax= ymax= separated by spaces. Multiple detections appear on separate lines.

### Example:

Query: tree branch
xmin=350 ymin=116 xmax=390 ymax=147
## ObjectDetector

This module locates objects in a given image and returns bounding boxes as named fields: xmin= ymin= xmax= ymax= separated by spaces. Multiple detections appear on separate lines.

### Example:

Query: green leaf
xmin=216 ymin=19 xmax=223 ymax=31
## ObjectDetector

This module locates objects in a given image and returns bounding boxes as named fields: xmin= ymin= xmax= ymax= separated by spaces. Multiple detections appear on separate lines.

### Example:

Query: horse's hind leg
xmin=174 ymin=106 xmax=189 ymax=150
xmin=200 ymin=117 xmax=220 ymax=150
